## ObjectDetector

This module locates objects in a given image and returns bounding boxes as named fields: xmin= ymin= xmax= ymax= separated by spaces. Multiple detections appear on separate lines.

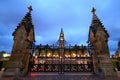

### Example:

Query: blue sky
xmin=0 ymin=0 xmax=120 ymax=55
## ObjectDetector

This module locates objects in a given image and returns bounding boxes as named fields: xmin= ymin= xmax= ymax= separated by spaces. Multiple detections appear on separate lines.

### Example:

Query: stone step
xmin=5 ymin=69 xmax=15 ymax=72
xmin=2 ymin=68 xmax=20 ymax=77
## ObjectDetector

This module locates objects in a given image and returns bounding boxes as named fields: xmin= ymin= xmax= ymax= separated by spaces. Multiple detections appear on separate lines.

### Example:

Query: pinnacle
xmin=28 ymin=6 xmax=33 ymax=13
xmin=91 ymin=7 xmax=98 ymax=21
xmin=90 ymin=7 xmax=109 ymax=37
xmin=91 ymin=7 xmax=96 ymax=14
xmin=61 ymin=28 xmax=63 ymax=33
xmin=13 ymin=6 xmax=33 ymax=36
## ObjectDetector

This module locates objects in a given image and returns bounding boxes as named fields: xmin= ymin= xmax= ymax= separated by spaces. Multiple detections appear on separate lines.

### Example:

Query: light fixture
xmin=72 ymin=53 xmax=76 ymax=57
xmin=47 ymin=52 xmax=51 ymax=57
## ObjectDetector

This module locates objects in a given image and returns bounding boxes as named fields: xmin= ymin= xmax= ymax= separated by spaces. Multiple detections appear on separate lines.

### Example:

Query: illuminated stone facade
xmin=30 ymin=29 xmax=92 ymax=72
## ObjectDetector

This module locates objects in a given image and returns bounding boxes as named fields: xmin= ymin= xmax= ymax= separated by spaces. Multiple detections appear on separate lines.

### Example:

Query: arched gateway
xmin=3 ymin=6 xmax=117 ymax=77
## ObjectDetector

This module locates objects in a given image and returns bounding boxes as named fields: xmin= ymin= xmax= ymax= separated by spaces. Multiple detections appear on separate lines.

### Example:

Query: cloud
xmin=0 ymin=0 xmax=120 ymax=55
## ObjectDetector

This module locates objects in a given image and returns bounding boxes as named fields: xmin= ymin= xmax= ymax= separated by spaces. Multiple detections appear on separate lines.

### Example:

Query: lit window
xmin=47 ymin=52 xmax=52 ymax=57
xmin=71 ymin=53 xmax=76 ymax=57
xmin=65 ymin=52 xmax=70 ymax=58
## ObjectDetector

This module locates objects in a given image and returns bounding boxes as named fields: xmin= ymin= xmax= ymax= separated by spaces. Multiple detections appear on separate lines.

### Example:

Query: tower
xmin=59 ymin=28 xmax=65 ymax=73
xmin=88 ymin=8 xmax=117 ymax=77
xmin=3 ymin=6 xmax=35 ymax=76
xmin=59 ymin=28 xmax=65 ymax=49
xmin=59 ymin=28 xmax=65 ymax=59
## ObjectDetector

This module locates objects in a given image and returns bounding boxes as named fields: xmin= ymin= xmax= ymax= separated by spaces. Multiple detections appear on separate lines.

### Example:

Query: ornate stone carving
xmin=88 ymin=8 xmax=117 ymax=77
xmin=3 ymin=6 xmax=35 ymax=77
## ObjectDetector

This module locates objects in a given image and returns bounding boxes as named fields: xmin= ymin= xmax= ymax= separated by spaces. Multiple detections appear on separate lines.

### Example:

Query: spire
xmin=13 ymin=6 xmax=34 ymax=37
xmin=91 ymin=7 xmax=96 ymax=14
xmin=88 ymin=7 xmax=109 ymax=43
xmin=59 ymin=28 xmax=64 ymax=40
xmin=61 ymin=28 xmax=63 ymax=34
xmin=91 ymin=7 xmax=99 ymax=21
xmin=91 ymin=7 xmax=109 ymax=37
xmin=28 ymin=6 xmax=33 ymax=13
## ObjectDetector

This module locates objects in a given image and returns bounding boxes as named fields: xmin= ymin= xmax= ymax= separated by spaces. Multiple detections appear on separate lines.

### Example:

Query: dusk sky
xmin=0 ymin=0 xmax=120 ymax=55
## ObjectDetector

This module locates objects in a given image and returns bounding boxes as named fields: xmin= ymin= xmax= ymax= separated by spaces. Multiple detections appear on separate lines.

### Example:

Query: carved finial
xmin=28 ymin=6 xmax=33 ymax=13
xmin=91 ymin=7 xmax=96 ymax=14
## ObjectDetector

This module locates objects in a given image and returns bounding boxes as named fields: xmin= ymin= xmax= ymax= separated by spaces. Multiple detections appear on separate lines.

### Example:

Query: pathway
xmin=1 ymin=72 xmax=120 ymax=80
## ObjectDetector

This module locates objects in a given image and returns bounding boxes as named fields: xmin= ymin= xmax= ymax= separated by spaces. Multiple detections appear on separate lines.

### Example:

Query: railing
xmin=30 ymin=63 xmax=93 ymax=72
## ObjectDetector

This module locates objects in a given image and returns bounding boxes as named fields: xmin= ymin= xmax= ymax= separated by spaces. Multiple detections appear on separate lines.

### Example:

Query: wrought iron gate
xmin=30 ymin=59 xmax=93 ymax=73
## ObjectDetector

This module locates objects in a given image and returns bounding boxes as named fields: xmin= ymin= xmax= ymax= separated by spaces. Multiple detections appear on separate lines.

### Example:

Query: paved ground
xmin=1 ymin=73 xmax=120 ymax=80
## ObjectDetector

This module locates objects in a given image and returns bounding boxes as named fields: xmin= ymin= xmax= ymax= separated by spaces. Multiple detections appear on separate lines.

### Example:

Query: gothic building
xmin=3 ymin=6 xmax=117 ymax=77
xmin=30 ymin=28 xmax=92 ymax=73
